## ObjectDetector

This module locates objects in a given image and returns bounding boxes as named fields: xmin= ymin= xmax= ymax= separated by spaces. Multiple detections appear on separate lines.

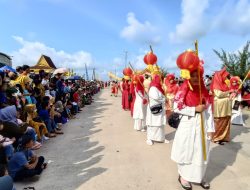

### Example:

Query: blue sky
xmin=0 ymin=0 xmax=250 ymax=80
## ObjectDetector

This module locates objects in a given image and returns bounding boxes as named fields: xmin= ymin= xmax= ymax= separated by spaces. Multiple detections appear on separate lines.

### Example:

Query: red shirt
xmin=73 ymin=92 xmax=80 ymax=102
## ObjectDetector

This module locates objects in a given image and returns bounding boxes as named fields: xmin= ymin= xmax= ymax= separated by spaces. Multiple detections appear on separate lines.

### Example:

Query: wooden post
xmin=195 ymin=40 xmax=207 ymax=161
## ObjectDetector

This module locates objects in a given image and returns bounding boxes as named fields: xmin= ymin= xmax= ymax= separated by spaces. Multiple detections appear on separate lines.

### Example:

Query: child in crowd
xmin=8 ymin=135 xmax=47 ymax=181
xmin=25 ymin=104 xmax=50 ymax=142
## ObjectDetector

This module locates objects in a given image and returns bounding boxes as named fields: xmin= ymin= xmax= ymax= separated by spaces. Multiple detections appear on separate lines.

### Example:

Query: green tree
xmin=213 ymin=41 xmax=250 ymax=79
xmin=160 ymin=68 xmax=168 ymax=77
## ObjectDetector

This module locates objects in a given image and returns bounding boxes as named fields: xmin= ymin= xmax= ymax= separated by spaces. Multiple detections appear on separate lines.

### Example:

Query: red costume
xmin=122 ymin=80 xmax=130 ymax=110
xmin=164 ymin=74 xmax=179 ymax=95
xmin=174 ymin=70 xmax=210 ymax=110
xmin=230 ymin=76 xmax=241 ymax=94
xmin=164 ymin=74 xmax=179 ymax=117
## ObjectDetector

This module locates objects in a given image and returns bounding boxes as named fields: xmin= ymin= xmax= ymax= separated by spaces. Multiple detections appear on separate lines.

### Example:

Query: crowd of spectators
xmin=0 ymin=65 xmax=104 ymax=189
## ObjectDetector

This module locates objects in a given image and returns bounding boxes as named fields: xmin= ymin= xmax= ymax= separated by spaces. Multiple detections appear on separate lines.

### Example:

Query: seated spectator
xmin=25 ymin=104 xmax=49 ymax=142
xmin=0 ymin=134 xmax=15 ymax=162
xmin=0 ymin=106 xmax=41 ymax=150
xmin=0 ymin=164 xmax=16 ymax=190
xmin=38 ymin=101 xmax=61 ymax=136
xmin=8 ymin=135 xmax=47 ymax=181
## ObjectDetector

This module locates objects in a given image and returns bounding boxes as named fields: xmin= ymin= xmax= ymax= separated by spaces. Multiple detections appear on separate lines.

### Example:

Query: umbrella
xmin=0 ymin=65 xmax=16 ymax=72
xmin=53 ymin=68 xmax=69 ymax=75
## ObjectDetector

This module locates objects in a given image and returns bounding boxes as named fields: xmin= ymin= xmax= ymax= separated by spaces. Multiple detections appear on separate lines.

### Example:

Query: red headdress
xmin=230 ymin=76 xmax=241 ymax=94
xmin=174 ymin=69 xmax=210 ymax=110
xmin=136 ymin=75 xmax=145 ymax=95
xmin=150 ymin=75 xmax=164 ymax=95
xmin=164 ymin=74 xmax=179 ymax=94
xmin=210 ymin=68 xmax=230 ymax=92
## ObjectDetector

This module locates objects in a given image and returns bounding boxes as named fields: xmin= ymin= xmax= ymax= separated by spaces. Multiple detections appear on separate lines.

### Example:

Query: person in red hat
xmin=146 ymin=75 xmax=169 ymax=145
xmin=133 ymin=75 xmax=147 ymax=131
xmin=121 ymin=80 xmax=130 ymax=110
xmin=210 ymin=68 xmax=232 ymax=145
xmin=230 ymin=76 xmax=245 ymax=126
xmin=163 ymin=74 xmax=179 ymax=118
xmin=171 ymin=66 xmax=214 ymax=190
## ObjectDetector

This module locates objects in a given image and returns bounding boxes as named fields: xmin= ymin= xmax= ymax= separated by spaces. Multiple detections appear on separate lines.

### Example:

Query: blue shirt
xmin=0 ymin=92 xmax=7 ymax=104
xmin=56 ymin=80 xmax=64 ymax=93
xmin=38 ymin=109 xmax=50 ymax=122
xmin=8 ymin=150 xmax=33 ymax=178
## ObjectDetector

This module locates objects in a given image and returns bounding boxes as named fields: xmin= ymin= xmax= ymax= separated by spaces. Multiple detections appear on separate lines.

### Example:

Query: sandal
xmin=200 ymin=181 xmax=210 ymax=189
xmin=55 ymin=130 xmax=64 ymax=134
xmin=178 ymin=176 xmax=192 ymax=190
xmin=42 ymin=163 xmax=48 ymax=169
xmin=218 ymin=141 xmax=224 ymax=145
xmin=48 ymin=133 xmax=56 ymax=138
xmin=23 ymin=187 xmax=35 ymax=190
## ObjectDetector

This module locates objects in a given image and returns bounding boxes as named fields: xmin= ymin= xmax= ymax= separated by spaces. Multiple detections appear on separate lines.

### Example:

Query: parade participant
xmin=114 ymin=82 xmax=119 ymax=97
xmin=130 ymin=76 xmax=136 ymax=117
xmin=163 ymin=74 xmax=179 ymax=118
xmin=110 ymin=81 xmax=115 ymax=96
xmin=146 ymin=75 xmax=168 ymax=145
xmin=143 ymin=73 xmax=151 ymax=94
xmin=171 ymin=67 xmax=214 ymax=190
xmin=230 ymin=76 xmax=245 ymax=126
xmin=211 ymin=68 xmax=232 ymax=145
xmin=133 ymin=75 xmax=147 ymax=131
xmin=122 ymin=80 xmax=130 ymax=110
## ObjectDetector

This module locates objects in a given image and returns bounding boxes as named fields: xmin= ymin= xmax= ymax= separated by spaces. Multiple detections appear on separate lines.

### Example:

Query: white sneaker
xmin=146 ymin=140 xmax=153 ymax=145
xmin=164 ymin=139 xmax=170 ymax=144
xmin=141 ymin=129 xmax=146 ymax=132
xmin=43 ymin=136 xmax=50 ymax=141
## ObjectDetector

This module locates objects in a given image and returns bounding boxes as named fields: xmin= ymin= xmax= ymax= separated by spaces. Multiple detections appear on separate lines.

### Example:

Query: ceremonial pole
xmin=238 ymin=70 xmax=250 ymax=90
xmin=195 ymin=40 xmax=207 ymax=161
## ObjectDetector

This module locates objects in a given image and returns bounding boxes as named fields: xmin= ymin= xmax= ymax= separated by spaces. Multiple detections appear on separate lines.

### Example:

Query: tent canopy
xmin=0 ymin=65 xmax=16 ymax=72
xmin=67 ymin=75 xmax=82 ymax=80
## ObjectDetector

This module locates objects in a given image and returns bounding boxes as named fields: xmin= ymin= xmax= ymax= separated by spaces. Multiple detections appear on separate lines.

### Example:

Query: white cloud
xmin=120 ymin=12 xmax=161 ymax=45
xmin=214 ymin=0 xmax=250 ymax=36
xmin=170 ymin=0 xmax=250 ymax=43
xmin=11 ymin=36 xmax=94 ymax=72
xmin=163 ymin=53 xmax=179 ymax=70
xmin=132 ymin=54 xmax=147 ymax=70
xmin=113 ymin=57 xmax=124 ymax=68
xmin=169 ymin=0 xmax=210 ymax=43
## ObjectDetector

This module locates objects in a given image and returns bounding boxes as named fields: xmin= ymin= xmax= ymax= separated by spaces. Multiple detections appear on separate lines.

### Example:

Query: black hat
xmin=21 ymin=135 xmax=33 ymax=147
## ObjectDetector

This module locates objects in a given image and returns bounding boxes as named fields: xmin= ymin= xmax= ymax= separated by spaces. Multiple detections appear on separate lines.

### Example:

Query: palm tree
xmin=213 ymin=41 xmax=250 ymax=79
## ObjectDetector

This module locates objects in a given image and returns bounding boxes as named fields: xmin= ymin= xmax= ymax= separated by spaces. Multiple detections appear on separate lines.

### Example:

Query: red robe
xmin=114 ymin=84 xmax=118 ymax=95
xmin=122 ymin=81 xmax=130 ymax=110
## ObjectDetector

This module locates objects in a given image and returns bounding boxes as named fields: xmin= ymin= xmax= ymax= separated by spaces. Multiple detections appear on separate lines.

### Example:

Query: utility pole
xmin=92 ymin=68 xmax=96 ymax=80
xmin=85 ymin=63 xmax=89 ymax=81
xmin=124 ymin=51 xmax=128 ymax=68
